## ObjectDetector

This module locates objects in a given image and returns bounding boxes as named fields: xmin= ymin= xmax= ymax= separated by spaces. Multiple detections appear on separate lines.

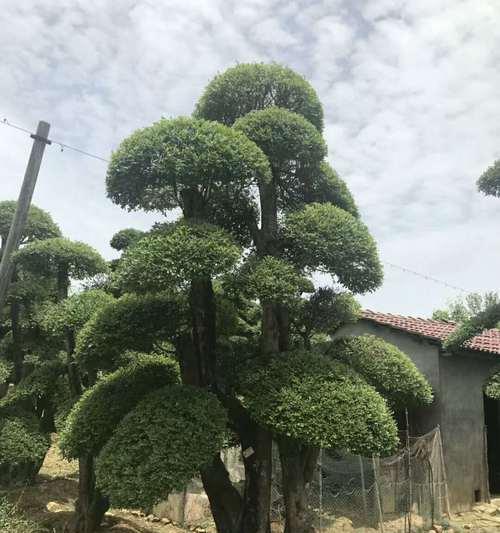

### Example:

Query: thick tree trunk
xmin=240 ymin=426 xmax=273 ymax=533
xmin=66 ymin=455 xmax=109 ymax=533
xmin=278 ymin=439 xmax=315 ymax=533
xmin=189 ymin=278 xmax=217 ymax=387
xmin=200 ymin=455 xmax=242 ymax=533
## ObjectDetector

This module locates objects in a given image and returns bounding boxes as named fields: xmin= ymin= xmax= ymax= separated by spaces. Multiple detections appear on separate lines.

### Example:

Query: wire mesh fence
xmin=270 ymin=427 xmax=450 ymax=532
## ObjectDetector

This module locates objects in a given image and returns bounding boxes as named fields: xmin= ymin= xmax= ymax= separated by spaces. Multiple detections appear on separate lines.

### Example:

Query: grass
xmin=0 ymin=496 xmax=48 ymax=532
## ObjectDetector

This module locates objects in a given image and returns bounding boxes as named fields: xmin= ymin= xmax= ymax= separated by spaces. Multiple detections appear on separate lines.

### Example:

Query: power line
xmin=1 ymin=117 xmax=109 ymax=163
xmin=383 ymin=261 xmax=470 ymax=293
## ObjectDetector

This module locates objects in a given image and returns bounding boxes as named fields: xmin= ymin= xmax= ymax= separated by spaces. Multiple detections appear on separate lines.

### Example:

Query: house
xmin=337 ymin=310 xmax=500 ymax=511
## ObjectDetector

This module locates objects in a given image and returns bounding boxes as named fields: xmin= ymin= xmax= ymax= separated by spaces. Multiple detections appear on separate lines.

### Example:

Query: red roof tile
xmin=361 ymin=310 xmax=500 ymax=356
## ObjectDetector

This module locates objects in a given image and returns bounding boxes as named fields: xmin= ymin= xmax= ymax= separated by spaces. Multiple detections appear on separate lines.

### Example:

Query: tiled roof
xmin=362 ymin=310 xmax=500 ymax=356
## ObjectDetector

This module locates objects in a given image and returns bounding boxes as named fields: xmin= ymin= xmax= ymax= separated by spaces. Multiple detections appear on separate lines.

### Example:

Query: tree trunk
xmin=66 ymin=455 xmax=109 ymax=533
xmin=240 ymin=425 xmax=273 ymax=533
xmin=200 ymin=455 xmax=242 ymax=533
xmin=189 ymin=277 xmax=217 ymax=387
xmin=278 ymin=439 xmax=315 ymax=533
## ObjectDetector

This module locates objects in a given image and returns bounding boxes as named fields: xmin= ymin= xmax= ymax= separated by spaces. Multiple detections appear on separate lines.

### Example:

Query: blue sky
xmin=1 ymin=0 xmax=499 ymax=316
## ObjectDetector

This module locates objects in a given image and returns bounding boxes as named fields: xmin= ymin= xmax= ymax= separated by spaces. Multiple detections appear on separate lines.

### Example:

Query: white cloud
xmin=1 ymin=0 xmax=499 ymax=316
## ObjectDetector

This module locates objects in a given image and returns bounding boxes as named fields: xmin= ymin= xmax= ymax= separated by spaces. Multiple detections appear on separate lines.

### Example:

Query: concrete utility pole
xmin=0 ymin=120 xmax=51 ymax=317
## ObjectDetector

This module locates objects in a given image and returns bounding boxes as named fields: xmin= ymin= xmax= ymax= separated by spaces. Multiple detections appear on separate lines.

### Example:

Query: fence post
xmin=372 ymin=456 xmax=385 ymax=533
xmin=359 ymin=455 xmax=368 ymax=521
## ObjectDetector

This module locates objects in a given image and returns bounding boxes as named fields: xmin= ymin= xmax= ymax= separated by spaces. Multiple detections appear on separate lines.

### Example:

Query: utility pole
xmin=0 ymin=120 xmax=51 ymax=317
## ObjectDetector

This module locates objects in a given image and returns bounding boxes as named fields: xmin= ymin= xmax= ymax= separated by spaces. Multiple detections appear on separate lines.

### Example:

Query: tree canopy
xmin=478 ymin=159 xmax=500 ymax=197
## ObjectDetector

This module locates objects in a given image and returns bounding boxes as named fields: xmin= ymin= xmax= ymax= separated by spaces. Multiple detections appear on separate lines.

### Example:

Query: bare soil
xmin=1 ymin=436 xmax=191 ymax=533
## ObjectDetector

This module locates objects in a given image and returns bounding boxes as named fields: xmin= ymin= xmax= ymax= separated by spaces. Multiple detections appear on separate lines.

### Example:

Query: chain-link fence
xmin=271 ymin=427 xmax=450 ymax=532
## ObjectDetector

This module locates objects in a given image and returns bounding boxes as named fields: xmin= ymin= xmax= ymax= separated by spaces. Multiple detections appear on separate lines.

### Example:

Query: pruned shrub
xmin=0 ymin=411 xmax=50 ymax=487
xmin=60 ymin=354 xmax=179 ymax=458
xmin=96 ymin=385 xmax=228 ymax=508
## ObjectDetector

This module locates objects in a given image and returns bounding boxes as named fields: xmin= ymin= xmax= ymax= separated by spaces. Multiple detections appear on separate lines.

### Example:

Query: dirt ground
xmin=5 ymin=438 xmax=500 ymax=533
xmin=1 ymin=437 xmax=195 ymax=533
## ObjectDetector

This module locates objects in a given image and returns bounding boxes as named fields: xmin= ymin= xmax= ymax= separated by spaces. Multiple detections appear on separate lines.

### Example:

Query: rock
xmin=431 ymin=525 xmax=443 ymax=532
xmin=334 ymin=516 xmax=354 ymax=530
xmin=145 ymin=514 xmax=154 ymax=522
xmin=161 ymin=517 xmax=172 ymax=524
xmin=130 ymin=510 xmax=141 ymax=517
xmin=463 ymin=524 xmax=473 ymax=530
xmin=45 ymin=501 xmax=65 ymax=513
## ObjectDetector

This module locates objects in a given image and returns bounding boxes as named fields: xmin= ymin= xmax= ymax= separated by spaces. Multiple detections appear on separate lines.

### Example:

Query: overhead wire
xmin=0 ymin=115 xmax=477 ymax=295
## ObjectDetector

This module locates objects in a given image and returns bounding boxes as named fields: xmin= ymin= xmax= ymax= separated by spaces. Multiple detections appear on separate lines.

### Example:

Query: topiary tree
xmin=0 ymin=409 xmax=50 ymax=487
xmin=0 ymin=201 xmax=61 ymax=384
xmin=194 ymin=63 xmax=324 ymax=131
xmin=60 ymin=354 xmax=180 ymax=533
xmin=478 ymin=159 xmax=500 ymax=198
xmin=75 ymin=63 xmax=432 ymax=533
xmin=15 ymin=237 xmax=108 ymax=301
xmin=109 ymin=228 xmax=145 ymax=252
xmin=95 ymin=385 xmax=227 ymax=509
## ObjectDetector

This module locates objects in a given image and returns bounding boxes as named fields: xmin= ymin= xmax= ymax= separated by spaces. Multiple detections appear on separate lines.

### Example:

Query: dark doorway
xmin=484 ymin=394 xmax=500 ymax=493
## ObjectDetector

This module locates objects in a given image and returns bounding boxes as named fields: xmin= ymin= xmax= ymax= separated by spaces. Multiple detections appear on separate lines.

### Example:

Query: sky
xmin=1 ymin=0 xmax=499 ymax=317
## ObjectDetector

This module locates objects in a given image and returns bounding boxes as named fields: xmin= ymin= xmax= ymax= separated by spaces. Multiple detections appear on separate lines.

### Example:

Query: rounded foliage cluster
xmin=75 ymin=292 xmax=186 ymax=373
xmin=292 ymin=288 xmax=361 ymax=340
xmin=115 ymin=222 xmax=241 ymax=292
xmin=283 ymin=203 xmax=383 ymax=293
xmin=106 ymin=117 xmax=271 ymax=213
xmin=194 ymin=63 xmax=324 ymax=131
xmin=233 ymin=107 xmax=326 ymax=178
xmin=327 ymin=335 xmax=433 ymax=409
xmin=485 ymin=372 xmax=500 ymax=400
xmin=38 ymin=289 xmax=114 ymax=336
xmin=478 ymin=159 xmax=500 ymax=198
xmin=0 ymin=359 xmax=12 ymax=386
xmin=0 ymin=201 xmax=61 ymax=242
xmin=60 ymin=354 xmax=179 ymax=458
xmin=15 ymin=237 xmax=108 ymax=280
xmin=0 ymin=360 xmax=66 ymax=412
xmin=239 ymin=350 xmax=398 ymax=455
xmin=96 ymin=385 xmax=228 ymax=508
xmin=110 ymin=228 xmax=145 ymax=251
xmin=304 ymin=162 xmax=359 ymax=217
xmin=0 ymin=412 xmax=50 ymax=486
xmin=235 ymin=256 xmax=312 ymax=304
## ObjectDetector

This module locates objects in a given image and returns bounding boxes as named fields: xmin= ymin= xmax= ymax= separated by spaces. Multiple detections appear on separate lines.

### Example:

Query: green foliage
xmin=106 ymin=116 xmax=271 ymax=213
xmin=233 ymin=256 xmax=313 ymax=304
xmin=60 ymin=354 xmax=179 ymax=458
xmin=115 ymin=222 xmax=241 ymax=292
xmin=478 ymin=159 xmax=500 ymax=197
xmin=0 ymin=497 xmax=45 ymax=533
xmin=239 ymin=350 xmax=398 ymax=455
xmin=443 ymin=302 xmax=500 ymax=352
xmin=233 ymin=107 xmax=326 ymax=208
xmin=291 ymin=288 xmax=361 ymax=343
xmin=110 ymin=228 xmax=145 ymax=251
xmin=75 ymin=292 xmax=186 ymax=373
xmin=304 ymin=162 xmax=359 ymax=217
xmin=327 ymin=335 xmax=433 ymax=409
xmin=96 ymin=384 xmax=228 ymax=508
xmin=0 ymin=360 xmax=65 ymax=413
xmin=0 ymin=359 xmax=12 ymax=385
xmin=234 ymin=107 xmax=325 ymax=172
xmin=485 ymin=372 xmax=500 ymax=400
xmin=15 ymin=237 xmax=108 ymax=280
xmin=194 ymin=63 xmax=324 ymax=131
xmin=0 ymin=412 xmax=50 ymax=486
xmin=432 ymin=292 xmax=500 ymax=323
xmin=283 ymin=203 xmax=383 ymax=293
xmin=37 ymin=289 xmax=114 ymax=336
xmin=0 ymin=201 xmax=61 ymax=244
